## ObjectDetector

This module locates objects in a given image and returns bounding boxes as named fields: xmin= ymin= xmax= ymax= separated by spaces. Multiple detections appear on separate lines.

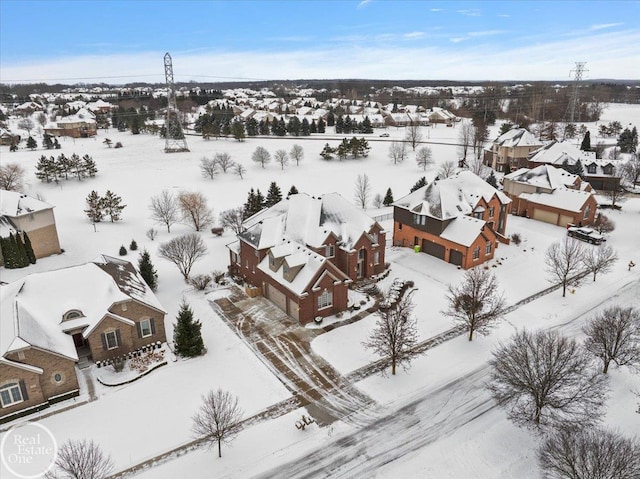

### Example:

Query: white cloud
xmin=498 ymin=14 xmax=510 ymax=18
xmin=430 ymin=8 xmax=443 ymax=12
xmin=357 ymin=0 xmax=372 ymax=8
xmin=467 ymin=30 xmax=507 ymax=37
xmin=403 ymin=31 xmax=425 ymax=39
xmin=449 ymin=37 xmax=468 ymax=43
xmin=457 ymin=9 xmax=481 ymax=17
xmin=590 ymin=22 xmax=623 ymax=30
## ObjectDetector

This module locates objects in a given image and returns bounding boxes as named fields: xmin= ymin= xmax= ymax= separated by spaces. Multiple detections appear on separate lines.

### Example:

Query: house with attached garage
xmin=0 ymin=255 xmax=166 ymax=423
xmin=485 ymin=127 xmax=544 ymax=172
xmin=393 ymin=171 xmax=511 ymax=269
xmin=227 ymin=193 xmax=386 ymax=324
xmin=502 ymin=164 xmax=597 ymax=227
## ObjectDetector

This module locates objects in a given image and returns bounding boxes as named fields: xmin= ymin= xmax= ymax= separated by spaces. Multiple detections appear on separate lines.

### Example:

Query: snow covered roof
xmin=440 ymin=215 xmax=489 ymax=247
xmin=493 ymin=128 xmax=543 ymax=148
xmin=528 ymin=141 xmax=595 ymax=165
xmin=504 ymin=164 xmax=580 ymax=190
xmin=0 ymin=256 xmax=164 ymax=360
xmin=520 ymin=188 xmax=593 ymax=213
xmin=0 ymin=216 xmax=17 ymax=237
xmin=394 ymin=171 xmax=511 ymax=221
xmin=241 ymin=193 xmax=380 ymax=252
xmin=0 ymin=190 xmax=54 ymax=218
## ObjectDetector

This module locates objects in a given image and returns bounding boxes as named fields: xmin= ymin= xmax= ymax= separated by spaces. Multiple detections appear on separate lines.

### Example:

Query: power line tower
xmin=566 ymin=61 xmax=587 ymax=124
xmin=163 ymin=52 xmax=189 ymax=153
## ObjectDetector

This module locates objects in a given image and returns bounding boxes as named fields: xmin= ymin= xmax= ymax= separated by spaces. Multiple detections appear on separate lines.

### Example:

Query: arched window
xmin=62 ymin=310 xmax=83 ymax=321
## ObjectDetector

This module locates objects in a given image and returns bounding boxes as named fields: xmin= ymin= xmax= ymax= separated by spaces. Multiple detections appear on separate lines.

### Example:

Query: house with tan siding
xmin=227 ymin=193 xmax=385 ymax=324
xmin=393 ymin=171 xmax=511 ymax=269
xmin=486 ymin=128 xmax=544 ymax=172
xmin=0 ymin=255 xmax=166 ymax=423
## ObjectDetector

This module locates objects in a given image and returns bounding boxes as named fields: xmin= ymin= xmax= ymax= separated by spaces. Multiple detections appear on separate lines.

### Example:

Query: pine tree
xmin=383 ymin=188 xmax=394 ymax=206
xmin=173 ymin=301 xmax=205 ymax=357
xmin=57 ymin=154 xmax=71 ymax=180
xmin=26 ymin=136 xmax=37 ymax=150
xmin=129 ymin=239 xmax=138 ymax=251
xmin=42 ymin=133 xmax=54 ymax=149
xmin=23 ymin=232 xmax=36 ymax=264
xmin=265 ymin=182 xmax=282 ymax=207
xmin=84 ymin=190 xmax=104 ymax=223
xmin=326 ymin=111 xmax=335 ymax=127
xmin=35 ymin=155 xmax=54 ymax=183
xmin=119 ymin=245 xmax=127 ymax=256
xmin=317 ymin=117 xmax=326 ymax=133
xmin=102 ymin=190 xmax=126 ymax=222
xmin=11 ymin=233 xmax=29 ymax=268
xmin=335 ymin=116 xmax=344 ymax=134
xmin=246 ymin=117 xmax=258 ymax=136
xmin=1 ymin=236 xmax=17 ymax=268
xmin=82 ymin=155 xmax=98 ymax=177
xmin=138 ymin=249 xmax=158 ymax=291
xmin=410 ymin=177 xmax=427 ymax=192
xmin=310 ymin=119 xmax=317 ymax=134
xmin=287 ymin=185 xmax=299 ymax=197
xmin=255 ymin=189 xmax=265 ymax=211
xmin=301 ymin=118 xmax=310 ymax=136
xmin=581 ymin=131 xmax=591 ymax=151
xmin=486 ymin=171 xmax=498 ymax=188
xmin=361 ymin=116 xmax=373 ymax=134
xmin=53 ymin=138 xmax=61 ymax=149
xmin=242 ymin=188 xmax=257 ymax=220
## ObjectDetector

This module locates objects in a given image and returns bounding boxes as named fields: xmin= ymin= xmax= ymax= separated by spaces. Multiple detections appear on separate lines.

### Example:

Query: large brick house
xmin=393 ymin=171 xmax=511 ymax=269
xmin=44 ymin=108 xmax=97 ymax=138
xmin=227 ymin=193 xmax=386 ymax=324
xmin=503 ymin=164 xmax=597 ymax=227
xmin=0 ymin=190 xmax=62 ymax=266
xmin=527 ymin=141 xmax=622 ymax=191
xmin=0 ymin=255 xmax=166 ymax=423
xmin=486 ymin=128 xmax=544 ymax=172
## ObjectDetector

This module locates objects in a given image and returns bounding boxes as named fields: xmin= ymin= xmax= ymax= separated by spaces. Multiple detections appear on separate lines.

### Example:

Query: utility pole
xmin=566 ymin=62 xmax=587 ymax=124
xmin=163 ymin=52 xmax=189 ymax=153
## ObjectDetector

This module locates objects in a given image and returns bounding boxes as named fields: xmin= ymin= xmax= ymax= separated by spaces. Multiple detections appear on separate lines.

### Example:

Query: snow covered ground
xmin=1 ymin=103 xmax=638 ymax=478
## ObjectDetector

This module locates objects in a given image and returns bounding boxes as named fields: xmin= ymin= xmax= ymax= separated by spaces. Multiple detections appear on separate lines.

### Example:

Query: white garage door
xmin=532 ymin=208 xmax=558 ymax=225
xmin=558 ymin=214 xmax=573 ymax=227
xmin=266 ymin=284 xmax=287 ymax=313
xmin=287 ymin=298 xmax=299 ymax=322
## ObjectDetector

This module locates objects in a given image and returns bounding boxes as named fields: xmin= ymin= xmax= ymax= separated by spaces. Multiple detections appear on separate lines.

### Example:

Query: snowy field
xmin=1 ymin=103 xmax=639 ymax=478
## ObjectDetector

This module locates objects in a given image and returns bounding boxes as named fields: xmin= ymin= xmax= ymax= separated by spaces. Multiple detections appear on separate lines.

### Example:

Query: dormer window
xmin=587 ymin=164 xmax=597 ymax=174
xmin=63 ymin=310 xmax=83 ymax=321
xmin=325 ymin=244 xmax=335 ymax=258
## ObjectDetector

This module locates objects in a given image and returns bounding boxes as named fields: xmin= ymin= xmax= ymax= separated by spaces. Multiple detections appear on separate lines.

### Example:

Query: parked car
xmin=567 ymin=226 xmax=606 ymax=245
xmin=379 ymin=133 xmax=390 ymax=137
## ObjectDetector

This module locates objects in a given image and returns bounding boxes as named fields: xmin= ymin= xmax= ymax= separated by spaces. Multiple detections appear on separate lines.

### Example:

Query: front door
xmin=357 ymin=248 xmax=366 ymax=279
xmin=72 ymin=333 xmax=85 ymax=348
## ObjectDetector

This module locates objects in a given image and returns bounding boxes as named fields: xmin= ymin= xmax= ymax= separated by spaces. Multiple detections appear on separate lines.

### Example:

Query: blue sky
xmin=1 ymin=0 xmax=639 ymax=83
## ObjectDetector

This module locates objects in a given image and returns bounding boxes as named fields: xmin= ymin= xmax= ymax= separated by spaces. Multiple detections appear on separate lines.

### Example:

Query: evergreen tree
xmin=138 ymin=249 xmax=158 ymax=291
xmin=245 ymin=117 xmax=258 ymax=136
xmin=173 ymin=300 xmax=205 ymax=357
xmin=383 ymin=188 xmax=394 ymax=206
xmin=361 ymin=116 xmax=373 ymax=134
xmin=277 ymin=117 xmax=287 ymax=136
xmin=617 ymin=127 xmax=638 ymax=153
xmin=255 ymin=189 xmax=265 ymax=211
xmin=301 ymin=118 xmax=310 ymax=136
xmin=231 ymin=120 xmax=245 ymax=141
xmin=23 ymin=232 xmax=36 ymax=264
xmin=326 ymin=111 xmax=335 ymax=127
xmin=317 ymin=117 xmax=326 ymax=133
xmin=119 ymin=245 xmax=127 ymax=256
xmin=53 ymin=138 xmax=61 ymax=149
xmin=258 ymin=119 xmax=269 ymax=136
xmin=287 ymin=117 xmax=301 ymax=136
xmin=243 ymin=188 xmax=257 ymax=220
xmin=335 ymin=116 xmax=344 ymax=134
xmin=82 ymin=155 xmax=98 ymax=177
xmin=343 ymin=116 xmax=353 ymax=134
xmin=84 ymin=190 xmax=104 ymax=223
xmin=572 ymin=159 xmax=585 ymax=178
xmin=265 ymin=182 xmax=282 ymax=207
xmin=35 ymin=155 xmax=55 ymax=183
xmin=69 ymin=153 xmax=84 ymax=180
xmin=57 ymin=154 xmax=71 ymax=180
xmin=102 ymin=190 xmax=126 ymax=222
xmin=1 ymin=236 xmax=17 ymax=269
xmin=486 ymin=171 xmax=498 ymax=188
xmin=410 ymin=177 xmax=427 ymax=192
xmin=310 ymin=119 xmax=317 ymax=134
xmin=130 ymin=239 xmax=138 ymax=251
xmin=26 ymin=136 xmax=37 ymax=150
xmin=580 ymin=131 xmax=591 ymax=151
xmin=12 ymin=233 xmax=29 ymax=268
xmin=320 ymin=143 xmax=335 ymax=160
xmin=42 ymin=133 xmax=54 ymax=149
xmin=287 ymin=185 xmax=299 ymax=197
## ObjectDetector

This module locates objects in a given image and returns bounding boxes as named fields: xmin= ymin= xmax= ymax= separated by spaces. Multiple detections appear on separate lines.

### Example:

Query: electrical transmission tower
xmin=566 ymin=61 xmax=587 ymax=124
xmin=163 ymin=52 xmax=189 ymax=153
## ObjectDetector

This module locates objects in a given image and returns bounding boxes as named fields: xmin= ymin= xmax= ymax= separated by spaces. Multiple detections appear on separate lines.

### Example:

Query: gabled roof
xmin=493 ymin=128 xmax=543 ymax=148
xmin=241 ymin=193 xmax=380 ymax=252
xmin=393 ymin=171 xmax=510 ymax=221
xmin=528 ymin=140 xmax=595 ymax=165
xmin=520 ymin=188 xmax=593 ymax=213
xmin=504 ymin=164 xmax=581 ymax=190
xmin=0 ymin=190 xmax=54 ymax=218
xmin=1 ymin=257 xmax=164 ymax=361
xmin=440 ymin=215 xmax=491 ymax=247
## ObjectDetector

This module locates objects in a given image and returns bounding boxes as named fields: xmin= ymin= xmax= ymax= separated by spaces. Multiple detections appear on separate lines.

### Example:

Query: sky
xmin=1 ymin=0 xmax=639 ymax=84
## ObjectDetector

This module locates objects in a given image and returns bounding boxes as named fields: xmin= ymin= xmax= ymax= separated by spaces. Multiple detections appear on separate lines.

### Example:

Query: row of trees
xmin=36 ymin=153 xmax=98 ymax=183
xmin=250 ymin=144 xmax=304 ymax=170
xmin=149 ymin=190 xmax=214 ymax=233
xmin=84 ymin=190 xmax=126 ymax=223
xmin=320 ymin=137 xmax=371 ymax=161
xmin=334 ymin=115 xmax=373 ymax=134
xmin=195 ymin=113 xmax=327 ymax=139
xmin=0 ymin=232 xmax=36 ymax=269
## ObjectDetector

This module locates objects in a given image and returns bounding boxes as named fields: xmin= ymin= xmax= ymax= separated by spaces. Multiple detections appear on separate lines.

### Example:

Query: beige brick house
xmin=227 ymin=193 xmax=386 ymax=324
xmin=0 ymin=255 xmax=166 ymax=423
xmin=0 ymin=190 xmax=62 ymax=265
xmin=486 ymin=128 xmax=544 ymax=172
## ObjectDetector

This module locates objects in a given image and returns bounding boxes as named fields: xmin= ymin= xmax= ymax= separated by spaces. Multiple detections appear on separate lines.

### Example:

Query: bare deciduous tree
xmin=539 ymin=427 xmax=640 ymax=479
xmin=18 ymin=118 xmax=35 ymax=135
xmin=214 ymin=152 xmax=234 ymax=173
xmin=436 ymin=160 xmax=457 ymax=179
xmin=274 ymin=149 xmax=289 ymax=170
xmin=233 ymin=162 xmax=246 ymax=179
xmin=582 ymin=245 xmax=618 ymax=281
xmin=443 ymin=267 xmax=507 ymax=341
xmin=545 ymin=237 xmax=586 ymax=297
xmin=178 ymin=191 xmax=214 ymax=232
xmin=415 ymin=146 xmax=434 ymax=171
xmin=149 ymin=190 xmax=180 ymax=233
xmin=592 ymin=213 xmax=615 ymax=234
xmin=458 ymin=121 xmax=473 ymax=162
xmin=583 ymin=305 xmax=640 ymax=374
xmin=373 ymin=193 xmax=383 ymax=208
xmin=192 ymin=388 xmax=243 ymax=458
xmin=404 ymin=121 xmax=423 ymax=151
xmin=604 ymin=183 xmax=628 ymax=208
xmin=45 ymin=439 xmax=114 ymax=479
xmin=621 ymin=153 xmax=640 ymax=187
xmin=0 ymin=163 xmax=26 ymax=191
xmin=219 ymin=207 xmax=245 ymax=234
xmin=363 ymin=291 xmax=418 ymax=375
xmin=200 ymin=156 xmax=218 ymax=179
xmin=158 ymin=233 xmax=208 ymax=280
xmin=37 ymin=112 xmax=47 ymax=127
xmin=388 ymin=141 xmax=407 ymax=165
xmin=251 ymin=146 xmax=271 ymax=168
xmin=488 ymin=329 xmax=608 ymax=429
xmin=354 ymin=173 xmax=371 ymax=209
xmin=290 ymin=144 xmax=304 ymax=166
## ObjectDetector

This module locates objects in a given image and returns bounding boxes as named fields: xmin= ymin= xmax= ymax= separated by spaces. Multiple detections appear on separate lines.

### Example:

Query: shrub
xmin=190 ymin=274 xmax=213 ymax=290
xmin=146 ymin=228 xmax=157 ymax=241
xmin=114 ymin=142 xmax=123 ymax=148
xmin=112 ymin=357 xmax=126 ymax=372
xmin=130 ymin=239 xmax=138 ymax=251
xmin=212 ymin=270 xmax=226 ymax=284
xmin=119 ymin=245 xmax=127 ymax=256
xmin=511 ymin=233 xmax=522 ymax=246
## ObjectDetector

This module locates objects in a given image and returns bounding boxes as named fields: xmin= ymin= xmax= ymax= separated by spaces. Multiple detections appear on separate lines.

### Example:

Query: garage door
xmin=422 ymin=239 xmax=446 ymax=260
xmin=558 ymin=214 xmax=573 ymax=227
xmin=449 ymin=249 xmax=463 ymax=266
xmin=532 ymin=208 xmax=558 ymax=225
xmin=287 ymin=298 xmax=299 ymax=322
xmin=266 ymin=284 xmax=287 ymax=313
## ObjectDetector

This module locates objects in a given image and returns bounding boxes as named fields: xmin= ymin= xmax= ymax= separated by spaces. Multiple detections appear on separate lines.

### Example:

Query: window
xmin=485 ymin=241 xmax=492 ymax=255
xmin=63 ymin=309 xmax=83 ymax=321
xmin=17 ymin=351 xmax=25 ymax=360
xmin=53 ymin=373 xmax=63 ymax=384
xmin=105 ymin=330 xmax=119 ymax=350
xmin=269 ymin=255 xmax=276 ymax=267
xmin=325 ymin=244 xmax=335 ymax=257
xmin=0 ymin=383 xmax=23 ymax=407
xmin=587 ymin=164 xmax=597 ymax=174
xmin=413 ymin=214 xmax=420 ymax=225
xmin=473 ymin=247 xmax=480 ymax=260
xmin=398 ymin=223 xmax=402 ymax=230
xmin=489 ymin=207 xmax=495 ymax=218
xmin=140 ymin=319 xmax=152 ymax=338
xmin=317 ymin=290 xmax=333 ymax=310
xmin=584 ymin=205 xmax=591 ymax=220
xmin=374 ymin=251 xmax=380 ymax=265
xmin=474 ymin=211 xmax=483 ymax=219
xmin=371 ymin=233 xmax=378 ymax=244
